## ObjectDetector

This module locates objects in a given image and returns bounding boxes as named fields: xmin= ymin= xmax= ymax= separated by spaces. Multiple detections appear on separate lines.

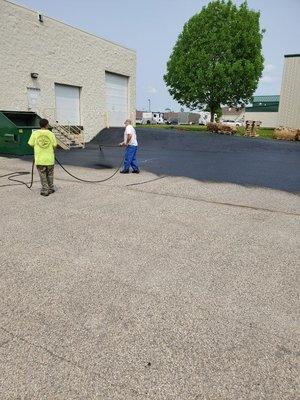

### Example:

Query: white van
xmin=221 ymin=119 xmax=244 ymax=127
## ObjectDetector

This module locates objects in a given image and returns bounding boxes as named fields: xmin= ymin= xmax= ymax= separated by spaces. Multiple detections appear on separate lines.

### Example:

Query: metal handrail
xmin=52 ymin=123 xmax=85 ymax=149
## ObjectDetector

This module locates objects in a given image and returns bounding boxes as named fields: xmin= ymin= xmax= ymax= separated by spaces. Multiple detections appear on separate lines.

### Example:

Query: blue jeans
xmin=123 ymin=145 xmax=139 ymax=172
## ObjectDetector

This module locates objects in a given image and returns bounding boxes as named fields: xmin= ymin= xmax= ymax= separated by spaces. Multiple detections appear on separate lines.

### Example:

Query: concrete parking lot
xmin=0 ymin=129 xmax=299 ymax=399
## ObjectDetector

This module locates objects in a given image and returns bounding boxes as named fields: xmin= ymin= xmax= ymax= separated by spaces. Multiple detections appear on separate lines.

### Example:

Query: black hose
xmin=0 ymin=159 xmax=34 ymax=189
xmin=0 ymin=145 xmax=154 ymax=189
xmin=54 ymin=143 xmax=125 ymax=183
xmin=55 ymin=155 xmax=124 ymax=183
xmin=98 ymin=144 xmax=121 ymax=148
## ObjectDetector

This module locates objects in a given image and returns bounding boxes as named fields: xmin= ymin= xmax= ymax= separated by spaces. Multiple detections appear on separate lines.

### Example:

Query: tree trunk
xmin=210 ymin=109 xmax=215 ymax=122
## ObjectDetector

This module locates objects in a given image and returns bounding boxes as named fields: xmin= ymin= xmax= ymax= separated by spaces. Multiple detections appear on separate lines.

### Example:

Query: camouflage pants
xmin=36 ymin=165 xmax=54 ymax=194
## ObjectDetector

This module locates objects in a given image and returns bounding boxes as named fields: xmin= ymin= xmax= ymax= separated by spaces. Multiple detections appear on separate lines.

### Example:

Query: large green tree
xmin=164 ymin=0 xmax=264 ymax=121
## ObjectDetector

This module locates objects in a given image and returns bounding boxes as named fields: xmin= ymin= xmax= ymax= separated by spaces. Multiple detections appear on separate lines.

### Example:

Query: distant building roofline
xmin=284 ymin=54 xmax=300 ymax=58
xmin=253 ymin=95 xmax=280 ymax=102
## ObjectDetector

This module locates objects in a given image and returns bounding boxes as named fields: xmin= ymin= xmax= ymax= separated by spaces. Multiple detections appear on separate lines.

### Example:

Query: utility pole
xmin=148 ymin=99 xmax=151 ymax=112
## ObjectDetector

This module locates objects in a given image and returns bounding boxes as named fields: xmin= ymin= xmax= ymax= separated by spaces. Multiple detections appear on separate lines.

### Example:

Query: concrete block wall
xmin=278 ymin=55 xmax=300 ymax=129
xmin=0 ymin=0 xmax=136 ymax=141
xmin=244 ymin=112 xmax=278 ymax=128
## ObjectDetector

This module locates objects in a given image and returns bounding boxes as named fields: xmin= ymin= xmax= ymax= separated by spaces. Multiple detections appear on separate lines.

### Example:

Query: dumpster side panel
xmin=0 ymin=112 xmax=34 ymax=155
xmin=17 ymin=128 xmax=35 ymax=155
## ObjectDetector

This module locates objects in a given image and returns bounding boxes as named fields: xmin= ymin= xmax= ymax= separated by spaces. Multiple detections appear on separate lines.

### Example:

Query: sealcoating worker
xmin=28 ymin=118 xmax=57 ymax=196
xmin=119 ymin=119 xmax=140 ymax=174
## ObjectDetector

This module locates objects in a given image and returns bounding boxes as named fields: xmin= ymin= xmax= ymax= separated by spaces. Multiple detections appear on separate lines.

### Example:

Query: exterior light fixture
xmin=31 ymin=72 xmax=39 ymax=79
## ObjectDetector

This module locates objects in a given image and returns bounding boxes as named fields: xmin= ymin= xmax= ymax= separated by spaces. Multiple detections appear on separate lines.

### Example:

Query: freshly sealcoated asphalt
xmin=59 ymin=127 xmax=300 ymax=193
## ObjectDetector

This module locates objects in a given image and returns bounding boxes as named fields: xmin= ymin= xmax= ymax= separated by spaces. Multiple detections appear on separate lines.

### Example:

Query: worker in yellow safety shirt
xmin=28 ymin=118 xmax=57 ymax=196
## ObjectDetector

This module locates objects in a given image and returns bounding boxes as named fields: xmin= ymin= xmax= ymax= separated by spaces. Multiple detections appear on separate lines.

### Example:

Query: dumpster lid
xmin=0 ymin=110 xmax=41 ymax=128
xmin=0 ymin=110 xmax=37 ymax=114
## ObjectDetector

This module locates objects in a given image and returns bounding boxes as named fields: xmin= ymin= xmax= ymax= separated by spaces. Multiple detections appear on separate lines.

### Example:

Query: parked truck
xmin=142 ymin=112 xmax=164 ymax=124
xmin=198 ymin=112 xmax=210 ymax=125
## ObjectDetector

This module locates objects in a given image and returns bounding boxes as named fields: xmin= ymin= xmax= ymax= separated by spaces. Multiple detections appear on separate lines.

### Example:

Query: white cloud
xmin=264 ymin=64 xmax=276 ymax=72
xmin=147 ymin=86 xmax=157 ymax=94
xmin=261 ymin=75 xmax=279 ymax=83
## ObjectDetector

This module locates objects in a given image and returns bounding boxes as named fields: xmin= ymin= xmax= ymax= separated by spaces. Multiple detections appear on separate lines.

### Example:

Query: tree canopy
xmin=164 ymin=0 xmax=264 ymax=121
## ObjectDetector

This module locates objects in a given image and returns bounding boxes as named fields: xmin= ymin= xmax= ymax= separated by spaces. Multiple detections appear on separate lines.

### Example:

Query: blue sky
xmin=12 ymin=0 xmax=300 ymax=111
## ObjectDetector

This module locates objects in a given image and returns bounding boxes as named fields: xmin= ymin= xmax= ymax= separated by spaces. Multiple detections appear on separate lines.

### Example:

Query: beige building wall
xmin=221 ymin=113 xmax=245 ymax=121
xmin=278 ymin=55 xmax=300 ymax=129
xmin=244 ymin=112 xmax=278 ymax=128
xmin=0 ymin=0 xmax=136 ymax=141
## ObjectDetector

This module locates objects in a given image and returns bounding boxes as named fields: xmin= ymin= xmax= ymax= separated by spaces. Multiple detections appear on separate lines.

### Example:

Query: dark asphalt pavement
xmin=57 ymin=127 xmax=300 ymax=193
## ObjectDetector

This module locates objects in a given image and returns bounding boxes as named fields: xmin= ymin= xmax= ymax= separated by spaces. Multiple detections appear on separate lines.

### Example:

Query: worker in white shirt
xmin=119 ymin=119 xmax=140 ymax=173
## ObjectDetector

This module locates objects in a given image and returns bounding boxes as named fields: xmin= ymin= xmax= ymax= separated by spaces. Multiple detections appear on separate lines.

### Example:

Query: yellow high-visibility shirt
xmin=28 ymin=129 xmax=57 ymax=166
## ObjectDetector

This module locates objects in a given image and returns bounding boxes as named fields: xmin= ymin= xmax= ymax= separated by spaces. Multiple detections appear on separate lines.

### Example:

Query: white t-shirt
xmin=124 ymin=125 xmax=138 ymax=146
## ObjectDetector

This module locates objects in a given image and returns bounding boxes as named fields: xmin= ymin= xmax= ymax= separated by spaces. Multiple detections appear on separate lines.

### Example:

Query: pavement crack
xmin=0 ymin=339 xmax=12 ymax=348
xmin=126 ymin=187 xmax=300 ymax=217
xmin=0 ymin=326 xmax=103 ymax=380
xmin=0 ymin=326 xmax=153 ymax=397
xmin=125 ymin=175 xmax=167 ymax=187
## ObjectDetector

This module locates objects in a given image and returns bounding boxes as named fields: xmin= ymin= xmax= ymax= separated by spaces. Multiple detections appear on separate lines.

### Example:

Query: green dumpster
xmin=0 ymin=110 xmax=41 ymax=155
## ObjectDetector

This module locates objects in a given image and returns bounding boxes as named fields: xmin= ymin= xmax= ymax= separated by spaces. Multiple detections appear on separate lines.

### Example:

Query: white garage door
xmin=55 ymin=84 xmax=80 ymax=125
xmin=105 ymin=72 xmax=128 ymax=127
